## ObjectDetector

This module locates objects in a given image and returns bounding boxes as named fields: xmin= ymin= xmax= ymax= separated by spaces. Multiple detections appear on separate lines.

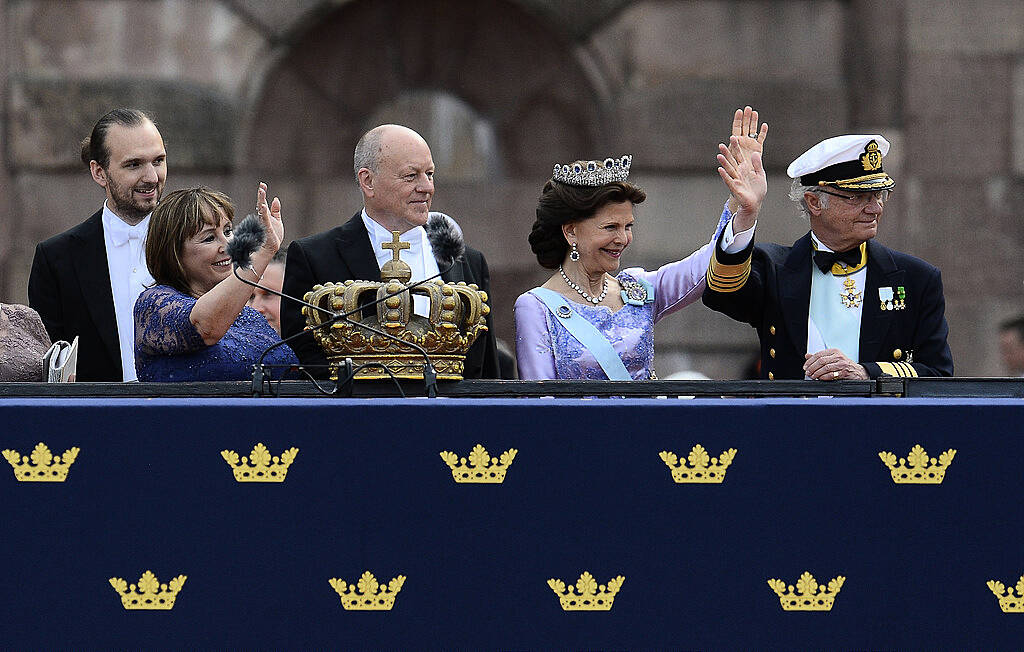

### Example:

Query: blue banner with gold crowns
xmin=3 ymin=397 xmax=1024 ymax=649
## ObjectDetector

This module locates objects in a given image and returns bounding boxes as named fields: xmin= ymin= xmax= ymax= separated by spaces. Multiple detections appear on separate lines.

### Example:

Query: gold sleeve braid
xmin=706 ymin=252 xmax=751 ymax=292
xmin=876 ymin=361 xmax=919 ymax=378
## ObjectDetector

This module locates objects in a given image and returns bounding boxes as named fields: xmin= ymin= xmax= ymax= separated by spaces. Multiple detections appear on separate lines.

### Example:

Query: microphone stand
xmin=235 ymin=258 xmax=460 ymax=398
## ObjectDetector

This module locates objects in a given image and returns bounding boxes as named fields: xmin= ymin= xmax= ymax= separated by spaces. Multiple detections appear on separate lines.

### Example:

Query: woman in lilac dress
xmin=134 ymin=184 xmax=298 ymax=381
xmin=514 ymin=107 xmax=768 ymax=380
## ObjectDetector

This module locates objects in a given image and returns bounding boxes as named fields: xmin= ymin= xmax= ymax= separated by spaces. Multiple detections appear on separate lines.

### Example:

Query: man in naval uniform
xmin=703 ymin=134 xmax=952 ymax=380
xmin=281 ymin=124 xmax=500 ymax=378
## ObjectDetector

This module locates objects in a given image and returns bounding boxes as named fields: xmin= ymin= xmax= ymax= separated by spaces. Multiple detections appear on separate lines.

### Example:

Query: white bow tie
xmin=108 ymin=218 xmax=145 ymax=247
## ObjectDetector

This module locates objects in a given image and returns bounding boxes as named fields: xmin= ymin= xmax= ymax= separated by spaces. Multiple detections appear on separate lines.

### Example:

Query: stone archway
xmin=245 ymin=0 xmax=605 ymax=173
xmin=241 ymin=0 xmax=611 ymax=344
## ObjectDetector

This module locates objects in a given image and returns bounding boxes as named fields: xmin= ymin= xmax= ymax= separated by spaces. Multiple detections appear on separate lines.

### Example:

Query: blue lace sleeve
xmin=134 ymin=285 xmax=207 ymax=355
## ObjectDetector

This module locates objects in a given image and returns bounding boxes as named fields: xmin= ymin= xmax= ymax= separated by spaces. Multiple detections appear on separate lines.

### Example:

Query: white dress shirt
xmin=806 ymin=232 xmax=864 ymax=362
xmin=720 ymin=216 xmax=756 ymax=254
xmin=361 ymin=210 xmax=440 ymax=317
xmin=101 ymin=202 xmax=154 ymax=381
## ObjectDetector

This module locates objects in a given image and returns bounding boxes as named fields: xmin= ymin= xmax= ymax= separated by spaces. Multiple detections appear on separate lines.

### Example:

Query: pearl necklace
xmin=559 ymin=265 xmax=608 ymax=305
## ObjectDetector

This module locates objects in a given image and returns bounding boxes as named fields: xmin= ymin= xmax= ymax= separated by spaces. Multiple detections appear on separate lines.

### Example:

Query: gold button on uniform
xmin=893 ymin=349 xmax=902 ymax=360
xmin=768 ymin=372 xmax=774 ymax=380
xmin=769 ymin=325 xmax=776 ymax=335
xmin=769 ymin=348 xmax=776 ymax=358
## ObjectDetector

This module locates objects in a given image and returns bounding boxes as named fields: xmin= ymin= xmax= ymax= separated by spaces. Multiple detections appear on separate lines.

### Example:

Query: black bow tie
xmin=813 ymin=248 xmax=861 ymax=274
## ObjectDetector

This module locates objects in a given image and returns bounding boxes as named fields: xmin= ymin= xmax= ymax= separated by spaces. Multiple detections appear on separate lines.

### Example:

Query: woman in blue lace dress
xmin=134 ymin=184 xmax=298 ymax=381
xmin=514 ymin=107 xmax=768 ymax=380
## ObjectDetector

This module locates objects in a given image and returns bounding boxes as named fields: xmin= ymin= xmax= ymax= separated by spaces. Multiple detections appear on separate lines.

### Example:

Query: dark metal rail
xmin=1 ymin=378 xmax=1023 ymax=398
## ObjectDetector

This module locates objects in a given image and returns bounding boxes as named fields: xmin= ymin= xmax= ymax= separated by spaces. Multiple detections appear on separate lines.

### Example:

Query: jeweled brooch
xmin=620 ymin=279 xmax=653 ymax=306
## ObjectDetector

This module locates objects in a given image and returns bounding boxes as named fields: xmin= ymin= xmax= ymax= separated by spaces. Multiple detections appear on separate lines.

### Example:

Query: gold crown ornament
xmin=221 ymin=443 xmax=299 ymax=482
xmin=987 ymin=576 xmax=1024 ymax=612
xmin=329 ymin=571 xmax=406 ymax=610
xmin=659 ymin=445 xmax=736 ymax=483
xmin=302 ymin=232 xmax=489 ymax=381
xmin=440 ymin=444 xmax=517 ymax=483
xmin=109 ymin=571 xmax=187 ymax=610
xmin=3 ymin=442 xmax=79 ymax=482
xmin=878 ymin=444 xmax=956 ymax=484
xmin=547 ymin=572 xmax=625 ymax=611
xmin=767 ymin=572 xmax=845 ymax=611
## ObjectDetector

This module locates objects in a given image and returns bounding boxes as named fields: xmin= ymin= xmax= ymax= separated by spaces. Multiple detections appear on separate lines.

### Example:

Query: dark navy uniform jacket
xmin=702 ymin=232 xmax=953 ymax=379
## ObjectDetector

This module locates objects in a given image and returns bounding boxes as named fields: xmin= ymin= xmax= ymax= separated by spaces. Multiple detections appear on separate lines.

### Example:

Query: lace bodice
xmin=134 ymin=285 xmax=297 ymax=382
xmin=514 ymin=271 xmax=662 ymax=380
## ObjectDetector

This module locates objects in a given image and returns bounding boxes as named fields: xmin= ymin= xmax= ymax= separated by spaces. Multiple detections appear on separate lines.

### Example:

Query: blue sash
xmin=529 ymin=288 xmax=632 ymax=381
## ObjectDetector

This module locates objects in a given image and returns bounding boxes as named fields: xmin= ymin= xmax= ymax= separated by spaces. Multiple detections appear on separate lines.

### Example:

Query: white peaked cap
xmin=787 ymin=134 xmax=894 ymax=190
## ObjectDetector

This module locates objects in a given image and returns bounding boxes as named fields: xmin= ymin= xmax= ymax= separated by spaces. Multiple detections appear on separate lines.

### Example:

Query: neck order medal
xmin=840 ymin=275 xmax=862 ymax=309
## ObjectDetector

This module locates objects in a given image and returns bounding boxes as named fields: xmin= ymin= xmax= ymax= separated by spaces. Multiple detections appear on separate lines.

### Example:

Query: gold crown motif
xmin=303 ymin=232 xmax=489 ymax=381
xmin=109 ymin=571 xmax=187 ymax=610
xmin=329 ymin=571 xmax=406 ymax=610
xmin=768 ymin=572 xmax=845 ymax=611
xmin=3 ymin=442 xmax=79 ymax=482
xmin=221 ymin=443 xmax=298 ymax=482
xmin=440 ymin=444 xmax=517 ymax=483
xmin=547 ymin=572 xmax=625 ymax=611
xmin=878 ymin=444 xmax=956 ymax=484
xmin=860 ymin=140 xmax=883 ymax=171
xmin=988 ymin=576 xmax=1024 ymax=612
xmin=659 ymin=445 xmax=736 ymax=483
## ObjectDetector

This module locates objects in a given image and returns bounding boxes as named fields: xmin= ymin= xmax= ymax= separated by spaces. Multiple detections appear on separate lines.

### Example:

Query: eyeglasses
xmin=817 ymin=188 xmax=891 ymax=205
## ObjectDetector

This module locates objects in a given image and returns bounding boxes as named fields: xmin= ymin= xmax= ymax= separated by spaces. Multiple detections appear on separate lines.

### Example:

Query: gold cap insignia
xmin=221 ymin=443 xmax=298 ymax=482
xmin=860 ymin=140 xmax=883 ymax=171
xmin=440 ymin=444 xmax=517 ymax=483
xmin=329 ymin=571 xmax=406 ymax=610
xmin=768 ymin=572 xmax=845 ymax=611
xmin=3 ymin=442 xmax=79 ymax=482
xmin=987 ymin=575 xmax=1024 ymax=612
xmin=878 ymin=444 xmax=956 ymax=484
xmin=548 ymin=572 xmax=625 ymax=611
xmin=659 ymin=445 xmax=736 ymax=483
xmin=109 ymin=571 xmax=187 ymax=610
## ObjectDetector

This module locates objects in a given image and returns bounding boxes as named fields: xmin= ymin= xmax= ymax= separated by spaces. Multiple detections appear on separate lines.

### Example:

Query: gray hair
xmin=353 ymin=127 xmax=385 ymax=179
xmin=788 ymin=179 xmax=829 ymax=221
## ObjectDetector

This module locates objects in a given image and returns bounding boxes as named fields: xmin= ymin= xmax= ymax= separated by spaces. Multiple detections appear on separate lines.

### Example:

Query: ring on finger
xmin=748 ymin=132 xmax=758 ymax=139
xmin=833 ymin=370 xmax=839 ymax=379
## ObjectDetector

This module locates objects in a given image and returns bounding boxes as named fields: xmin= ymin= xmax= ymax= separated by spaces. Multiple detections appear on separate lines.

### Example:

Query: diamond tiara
xmin=552 ymin=155 xmax=632 ymax=187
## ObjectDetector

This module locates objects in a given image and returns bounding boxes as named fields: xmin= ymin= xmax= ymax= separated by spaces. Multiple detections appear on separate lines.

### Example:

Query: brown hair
xmin=528 ymin=180 xmax=647 ymax=269
xmin=80 ymin=108 xmax=154 ymax=168
xmin=146 ymin=187 xmax=234 ymax=296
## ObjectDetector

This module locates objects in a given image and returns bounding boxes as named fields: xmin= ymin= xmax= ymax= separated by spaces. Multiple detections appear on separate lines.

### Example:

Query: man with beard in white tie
xmin=29 ymin=108 xmax=166 ymax=381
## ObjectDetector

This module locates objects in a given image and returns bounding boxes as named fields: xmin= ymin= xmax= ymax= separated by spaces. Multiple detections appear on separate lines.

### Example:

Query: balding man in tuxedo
xmin=281 ymin=124 xmax=499 ymax=379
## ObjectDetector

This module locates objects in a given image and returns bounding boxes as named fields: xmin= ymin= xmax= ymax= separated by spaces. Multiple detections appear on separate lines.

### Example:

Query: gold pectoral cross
xmin=840 ymin=276 xmax=862 ymax=308
xmin=381 ymin=231 xmax=411 ymax=262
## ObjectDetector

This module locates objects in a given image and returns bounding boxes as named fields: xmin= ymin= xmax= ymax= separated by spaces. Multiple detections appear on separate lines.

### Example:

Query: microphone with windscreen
xmin=226 ymin=213 xmax=267 ymax=272
xmin=425 ymin=211 xmax=465 ymax=267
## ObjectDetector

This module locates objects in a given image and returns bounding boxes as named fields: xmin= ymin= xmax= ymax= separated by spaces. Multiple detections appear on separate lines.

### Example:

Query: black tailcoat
xmin=281 ymin=212 xmax=500 ymax=379
xmin=28 ymin=210 xmax=123 ymax=381
xmin=702 ymin=232 xmax=953 ymax=379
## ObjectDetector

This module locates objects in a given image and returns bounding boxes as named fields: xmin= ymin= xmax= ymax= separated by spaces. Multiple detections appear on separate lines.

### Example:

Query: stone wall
xmin=2 ymin=0 xmax=1021 ymax=376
